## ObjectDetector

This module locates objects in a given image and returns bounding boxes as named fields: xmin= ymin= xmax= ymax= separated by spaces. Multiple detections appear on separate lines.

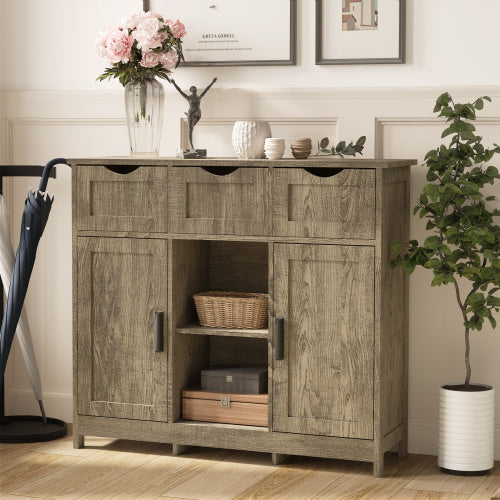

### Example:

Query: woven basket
xmin=193 ymin=291 xmax=269 ymax=329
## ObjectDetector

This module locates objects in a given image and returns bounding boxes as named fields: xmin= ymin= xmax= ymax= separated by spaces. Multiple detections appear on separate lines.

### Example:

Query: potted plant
xmin=392 ymin=93 xmax=500 ymax=475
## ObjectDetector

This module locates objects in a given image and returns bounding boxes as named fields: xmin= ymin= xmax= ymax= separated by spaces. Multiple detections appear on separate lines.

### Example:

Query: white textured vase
xmin=232 ymin=121 xmax=272 ymax=159
xmin=439 ymin=384 xmax=494 ymax=474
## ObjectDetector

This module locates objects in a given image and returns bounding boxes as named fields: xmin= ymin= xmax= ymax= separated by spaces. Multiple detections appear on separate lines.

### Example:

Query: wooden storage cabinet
xmin=71 ymin=157 xmax=415 ymax=477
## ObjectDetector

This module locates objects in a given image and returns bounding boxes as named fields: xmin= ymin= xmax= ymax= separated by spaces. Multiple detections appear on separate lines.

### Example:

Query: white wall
xmin=1 ymin=0 xmax=500 ymax=458
xmin=2 ymin=0 xmax=500 ymax=91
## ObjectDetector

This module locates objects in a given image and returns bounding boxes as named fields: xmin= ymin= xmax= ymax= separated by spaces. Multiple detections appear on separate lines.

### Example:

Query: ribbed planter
xmin=438 ymin=384 xmax=494 ymax=475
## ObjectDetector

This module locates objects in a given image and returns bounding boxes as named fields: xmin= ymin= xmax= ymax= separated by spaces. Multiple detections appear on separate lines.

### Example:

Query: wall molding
xmin=374 ymin=116 xmax=500 ymax=158
xmin=4 ymin=117 xmax=126 ymax=164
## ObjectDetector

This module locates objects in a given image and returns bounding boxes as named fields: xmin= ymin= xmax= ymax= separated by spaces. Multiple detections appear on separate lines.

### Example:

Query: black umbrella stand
xmin=0 ymin=164 xmax=67 ymax=443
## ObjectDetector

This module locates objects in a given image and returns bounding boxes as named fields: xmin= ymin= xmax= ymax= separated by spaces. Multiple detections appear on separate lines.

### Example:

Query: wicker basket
xmin=193 ymin=291 xmax=269 ymax=329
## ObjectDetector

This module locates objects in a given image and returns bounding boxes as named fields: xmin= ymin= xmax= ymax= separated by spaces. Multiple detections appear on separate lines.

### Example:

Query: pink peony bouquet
xmin=96 ymin=11 xmax=186 ymax=86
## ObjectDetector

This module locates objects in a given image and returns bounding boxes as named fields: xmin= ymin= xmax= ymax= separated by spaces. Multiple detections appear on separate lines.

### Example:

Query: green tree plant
xmin=391 ymin=93 xmax=500 ymax=387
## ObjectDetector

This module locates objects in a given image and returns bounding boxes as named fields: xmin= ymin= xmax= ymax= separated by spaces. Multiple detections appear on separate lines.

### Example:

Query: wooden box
xmin=182 ymin=388 xmax=268 ymax=427
xmin=201 ymin=366 xmax=268 ymax=394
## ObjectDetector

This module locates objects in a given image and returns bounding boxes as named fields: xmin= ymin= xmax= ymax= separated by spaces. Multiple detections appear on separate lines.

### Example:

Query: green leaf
xmin=466 ymin=292 xmax=486 ymax=306
xmin=320 ymin=137 xmax=329 ymax=149
xmin=424 ymin=236 xmax=442 ymax=249
xmin=486 ymin=296 xmax=500 ymax=307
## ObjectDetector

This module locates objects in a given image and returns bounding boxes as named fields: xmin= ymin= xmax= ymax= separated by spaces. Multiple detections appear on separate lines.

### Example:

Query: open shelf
xmin=177 ymin=323 xmax=268 ymax=339
xmin=171 ymin=239 xmax=270 ymax=425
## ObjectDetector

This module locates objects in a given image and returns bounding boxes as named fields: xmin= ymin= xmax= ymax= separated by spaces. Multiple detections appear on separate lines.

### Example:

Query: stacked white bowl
xmin=264 ymin=138 xmax=286 ymax=160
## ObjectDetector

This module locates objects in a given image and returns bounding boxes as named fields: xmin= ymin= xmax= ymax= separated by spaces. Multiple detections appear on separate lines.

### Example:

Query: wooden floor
xmin=1 ymin=430 xmax=500 ymax=499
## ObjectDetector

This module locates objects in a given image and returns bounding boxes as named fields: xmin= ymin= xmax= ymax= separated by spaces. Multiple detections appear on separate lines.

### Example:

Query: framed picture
xmin=316 ymin=0 xmax=405 ymax=65
xmin=154 ymin=0 xmax=297 ymax=67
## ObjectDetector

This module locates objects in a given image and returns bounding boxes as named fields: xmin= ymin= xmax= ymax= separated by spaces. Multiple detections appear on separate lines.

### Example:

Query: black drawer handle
xmin=274 ymin=317 xmax=284 ymax=360
xmin=154 ymin=311 xmax=164 ymax=352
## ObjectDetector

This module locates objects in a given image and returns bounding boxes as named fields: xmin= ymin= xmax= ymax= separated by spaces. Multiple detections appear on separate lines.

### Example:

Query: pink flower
xmin=134 ymin=17 xmax=165 ymax=51
xmin=166 ymin=19 xmax=186 ymax=39
xmin=96 ymin=26 xmax=112 ymax=57
xmin=140 ymin=50 xmax=162 ymax=68
xmin=124 ymin=11 xmax=162 ymax=30
xmin=103 ymin=27 xmax=134 ymax=64
xmin=160 ymin=49 xmax=179 ymax=70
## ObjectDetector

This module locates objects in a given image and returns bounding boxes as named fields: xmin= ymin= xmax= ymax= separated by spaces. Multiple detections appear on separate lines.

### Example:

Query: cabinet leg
xmin=73 ymin=434 xmax=84 ymax=449
xmin=172 ymin=444 xmax=192 ymax=456
xmin=272 ymin=453 xmax=288 ymax=466
xmin=373 ymin=452 xmax=385 ymax=478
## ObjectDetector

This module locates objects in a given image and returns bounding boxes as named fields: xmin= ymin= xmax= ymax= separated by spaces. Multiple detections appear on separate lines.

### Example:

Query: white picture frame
xmin=151 ymin=0 xmax=297 ymax=66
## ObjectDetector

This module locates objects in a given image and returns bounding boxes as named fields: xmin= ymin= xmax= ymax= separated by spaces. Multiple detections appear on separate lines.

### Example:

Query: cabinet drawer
xmin=169 ymin=166 xmax=268 ymax=236
xmin=76 ymin=165 xmax=168 ymax=233
xmin=272 ymin=168 xmax=376 ymax=239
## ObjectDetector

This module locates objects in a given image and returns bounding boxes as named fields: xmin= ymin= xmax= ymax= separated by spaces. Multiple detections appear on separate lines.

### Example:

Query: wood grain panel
xmin=273 ymin=243 xmax=375 ymax=439
xmin=76 ymin=165 xmax=168 ymax=232
xmin=77 ymin=237 xmax=168 ymax=421
xmin=272 ymin=168 xmax=376 ymax=239
xmin=210 ymin=336 xmax=269 ymax=368
xmin=209 ymin=240 xmax=268 ymax=293
xmin=379 ymin=168 xmax=410 ymax=442
xmin=168 ymin=166 xmax=268 ymax=236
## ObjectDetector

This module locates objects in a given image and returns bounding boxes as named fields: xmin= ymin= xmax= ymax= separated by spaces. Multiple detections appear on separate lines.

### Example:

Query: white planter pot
xmin=439 ymin=384 xmax=494 ymax=475
xmin=232 ymin=121 xmax=272 ymax=159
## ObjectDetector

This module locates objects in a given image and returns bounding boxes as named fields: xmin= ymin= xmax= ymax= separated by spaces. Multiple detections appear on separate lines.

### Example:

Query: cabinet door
xmin=273 ymin=244 xmax=374 ymax=439
xmin=77 ymin=237 xmax=168 ymax=421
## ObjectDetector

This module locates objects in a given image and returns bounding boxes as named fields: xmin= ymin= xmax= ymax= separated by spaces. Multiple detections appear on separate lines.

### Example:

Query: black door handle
xmin=154 ymin=311 xmax=164 ymax=352
xmin=274 ymin=317 xmax=284 ymax=360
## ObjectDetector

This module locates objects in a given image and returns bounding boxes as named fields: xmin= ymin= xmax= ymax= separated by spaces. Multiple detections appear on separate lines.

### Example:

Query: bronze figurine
xmin=171 ymin=78 xmax=217 ymax=155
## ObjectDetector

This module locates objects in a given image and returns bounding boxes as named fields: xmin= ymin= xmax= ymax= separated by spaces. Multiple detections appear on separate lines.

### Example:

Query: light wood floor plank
xmin=0 ymin=452 xmax=83 ymax=494
xmin=9 ymin=440 xmax=173 ymax=498
xmin=80 ymin=447 xmax=230 ymax=499
xmin=404 ymin=461 xmax=490 ymax=495
xmin=162 ymin=450 xmax=275 ymax=499
xmin=234 ymin=456 xmax=366 ymax=499
xmin=32 ymin=434 xmax=115 ymax=457
xmin=392 ymin=490 xmax=471 ymax=499
xmin=311 ymin=453 xmax=435 ymax=499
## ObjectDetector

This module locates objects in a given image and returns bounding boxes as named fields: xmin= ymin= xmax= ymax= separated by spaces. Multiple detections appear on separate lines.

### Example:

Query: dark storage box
xmin=201 ymin=366 xmax=268 ymax=394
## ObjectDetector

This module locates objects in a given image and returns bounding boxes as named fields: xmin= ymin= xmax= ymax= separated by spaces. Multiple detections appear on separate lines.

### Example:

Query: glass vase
xmin=124 ymin=77 xmax=164 ymax=156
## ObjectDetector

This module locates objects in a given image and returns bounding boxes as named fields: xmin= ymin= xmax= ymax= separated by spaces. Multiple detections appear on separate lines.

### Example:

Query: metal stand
xmin=0 ymin=165 xmax=67 ymax=443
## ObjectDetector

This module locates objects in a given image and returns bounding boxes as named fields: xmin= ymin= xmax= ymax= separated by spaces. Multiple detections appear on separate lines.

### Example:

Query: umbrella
xmin=0 ymin=196 xmax=44 ymax=416
xmin=0 ymin=158 xmax=67 ymax=421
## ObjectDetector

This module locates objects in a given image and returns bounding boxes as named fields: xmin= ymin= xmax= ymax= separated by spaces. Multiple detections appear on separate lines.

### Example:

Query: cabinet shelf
xmin=176 ymin=324 xmax=268 ymax=339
